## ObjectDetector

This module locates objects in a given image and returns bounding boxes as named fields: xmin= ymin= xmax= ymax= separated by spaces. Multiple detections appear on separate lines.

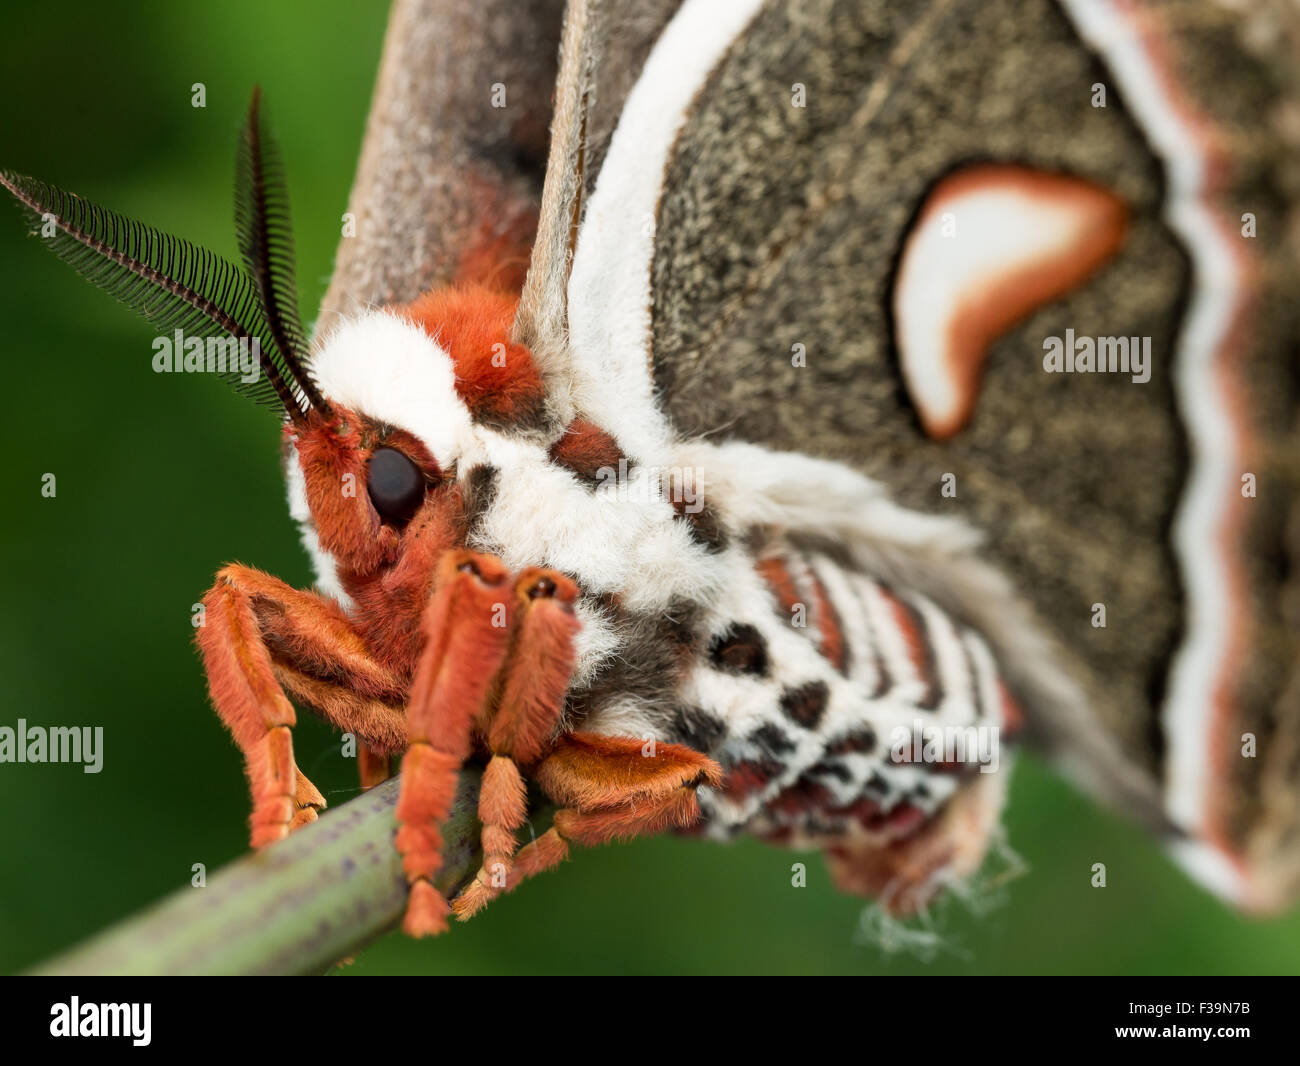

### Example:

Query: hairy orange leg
xmin=396 ymin=550 xmax=514 ymax=937
xmin=502 ymin=733 xmax=724 ymax=893
xmin=451 ymin=567 xmax=580 ymax=919
xmin=357 ymin=745 xmax=392 ymax=790
xmin=197 ymin=565 xmax=409 ymax=847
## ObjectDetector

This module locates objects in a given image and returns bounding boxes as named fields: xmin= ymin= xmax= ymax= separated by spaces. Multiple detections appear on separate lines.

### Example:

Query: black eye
xmin=367 ymin=447 xmax=426 ymax=526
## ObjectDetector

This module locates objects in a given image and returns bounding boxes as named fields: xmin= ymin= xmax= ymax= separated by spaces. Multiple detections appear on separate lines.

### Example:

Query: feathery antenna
xmin=1 ymin=88 xmax=330 ymax=422
xmin=235 ymin=86 xmax=331 ymax=419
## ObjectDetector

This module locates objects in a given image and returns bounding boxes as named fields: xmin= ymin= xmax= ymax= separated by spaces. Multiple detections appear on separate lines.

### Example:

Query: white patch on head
xmin=310 ymin=310 xmax=477 ymax=469
xmin=287 ymin=309 xmax=484 ymax=606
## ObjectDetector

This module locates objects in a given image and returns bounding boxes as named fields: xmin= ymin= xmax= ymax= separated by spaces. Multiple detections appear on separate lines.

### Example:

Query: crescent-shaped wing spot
xmin=893 ymin=164 xmax=1128 ymax=440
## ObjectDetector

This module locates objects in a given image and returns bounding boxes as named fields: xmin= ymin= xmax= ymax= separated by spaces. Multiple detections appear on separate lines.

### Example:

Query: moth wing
xmin=549 ymin=0 xmax=1300 ymax=909
xmin=318 ymin=0 xmax=567 ymax=322
xmin=514 ymin=0 xmax=683 ymax=380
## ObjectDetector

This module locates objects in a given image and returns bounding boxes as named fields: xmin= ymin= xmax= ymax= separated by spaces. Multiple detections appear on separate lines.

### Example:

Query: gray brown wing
xmin=513 ymin=0 xmax=683 ymax=363
xmin=318 ymin=0 xmax=566 ymax=321
xmin=638 ymin=0 xmax=1300 ymax=906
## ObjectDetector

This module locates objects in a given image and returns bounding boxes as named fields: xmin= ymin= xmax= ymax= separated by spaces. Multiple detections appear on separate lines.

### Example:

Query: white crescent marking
xmin=894 ymin=165 xmax=1127 ymax=439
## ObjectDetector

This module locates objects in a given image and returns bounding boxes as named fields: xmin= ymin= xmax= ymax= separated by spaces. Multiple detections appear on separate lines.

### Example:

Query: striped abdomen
xmin=676 ymin=541 xmax=1023 ymax=849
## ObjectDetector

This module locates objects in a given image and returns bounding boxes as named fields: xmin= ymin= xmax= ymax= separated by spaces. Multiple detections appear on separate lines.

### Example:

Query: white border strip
xmin=566 ymin=0 xmax=767 ymax=461
xmin=1059 ymin=0 xmax=1245 ymax=890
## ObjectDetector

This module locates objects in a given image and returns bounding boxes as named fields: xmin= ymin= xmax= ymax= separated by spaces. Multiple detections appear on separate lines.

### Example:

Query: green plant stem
xmin=30 ymin=770 xmax=482 ymax=976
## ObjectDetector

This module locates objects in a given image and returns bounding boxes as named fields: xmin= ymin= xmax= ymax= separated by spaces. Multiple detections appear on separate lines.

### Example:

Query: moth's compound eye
xmin=367 ymin=446 xmax=425 ymax=527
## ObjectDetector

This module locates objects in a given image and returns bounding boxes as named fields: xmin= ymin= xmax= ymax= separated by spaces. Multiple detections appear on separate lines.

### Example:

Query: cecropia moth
xmin=4 ymin=0 xmax=1299 ymax=936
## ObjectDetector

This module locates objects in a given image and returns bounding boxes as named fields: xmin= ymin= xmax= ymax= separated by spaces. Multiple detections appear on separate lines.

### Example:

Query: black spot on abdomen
xmin=672 ymin=706 xmax=728 ymax=753
xmin=708 ymin=622 xmax=769 ymax=676
xmin=780 ymin=680 xmax=829 ymax=730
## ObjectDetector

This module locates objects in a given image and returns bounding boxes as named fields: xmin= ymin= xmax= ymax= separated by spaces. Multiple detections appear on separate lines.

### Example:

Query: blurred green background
xmin=1 ymin=0 xmax=1297 ymax=975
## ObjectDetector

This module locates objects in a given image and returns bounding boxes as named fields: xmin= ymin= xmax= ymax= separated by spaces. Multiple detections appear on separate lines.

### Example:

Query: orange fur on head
xmin=290 ymin=413 xmax=396 ymax=577
xmin=398 ymin=286 xmax=547 ymax=430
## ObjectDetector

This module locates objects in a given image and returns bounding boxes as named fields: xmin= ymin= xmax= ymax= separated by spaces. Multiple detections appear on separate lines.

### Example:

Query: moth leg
xmin=502 ymin=733 xmax=723 ymax=895
xmin=396 ymin=550 xmax=514 ymax=937
xmin=357 ymin=745 xmax=392 ymax=790
xmin=451 ymin=567 xmax=580 ymax=920
xmin=198 ymin=565 xmax=409 ymax=848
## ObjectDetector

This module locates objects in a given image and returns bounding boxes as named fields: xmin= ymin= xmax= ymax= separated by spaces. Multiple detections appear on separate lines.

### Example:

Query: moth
xmin=5 ymin=0 xmax=1299 ymax=939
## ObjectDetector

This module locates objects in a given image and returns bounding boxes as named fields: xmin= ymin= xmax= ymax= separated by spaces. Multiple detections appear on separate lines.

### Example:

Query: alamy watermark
xmin=0 ymin=719 xmax=103 ymax=773
xmin=889 ymin=719 xmax=1001 ymax=774
xmin=50 ymin=998 xmax=150 ymax=1046
xmin=594 ymin=459 xmax=704 ymax=515
xmin=1042 ymin=329 xmax=1151 ymax=383
xmin=152 ymin=329 xmax=261 ymax=383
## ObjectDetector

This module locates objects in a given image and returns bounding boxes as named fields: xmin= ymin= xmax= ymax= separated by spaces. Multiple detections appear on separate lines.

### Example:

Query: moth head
xmin=1 ymin=86 xmax=540 ymax=613
xmin=286 ymin=310 xmax=477 ymax=589
xmin=288 ymin=287 xmax=544 ymax=596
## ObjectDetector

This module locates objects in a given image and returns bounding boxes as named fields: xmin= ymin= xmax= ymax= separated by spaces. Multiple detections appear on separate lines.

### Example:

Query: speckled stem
xmin=30 ymin=770 xmax=482 ymax=976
